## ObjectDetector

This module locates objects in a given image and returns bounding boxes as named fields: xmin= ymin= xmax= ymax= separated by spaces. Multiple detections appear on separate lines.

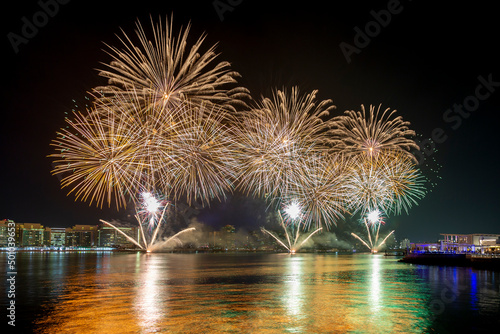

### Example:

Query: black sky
xmin=2 ymin=0 xmax=499 ymax=242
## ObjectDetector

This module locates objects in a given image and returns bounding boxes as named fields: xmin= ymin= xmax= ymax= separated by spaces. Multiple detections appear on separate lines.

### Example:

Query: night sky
xmin=2 ymin=1 xmax=499 ymax=242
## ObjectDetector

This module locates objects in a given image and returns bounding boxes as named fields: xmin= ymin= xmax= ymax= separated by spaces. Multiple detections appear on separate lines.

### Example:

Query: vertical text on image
xmin=6 ymin=221 xmax=17 ymax=327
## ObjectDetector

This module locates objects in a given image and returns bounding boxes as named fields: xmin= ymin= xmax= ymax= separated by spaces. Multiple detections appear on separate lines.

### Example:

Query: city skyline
xmin=2 ymin=1 xmax=499 ymax=243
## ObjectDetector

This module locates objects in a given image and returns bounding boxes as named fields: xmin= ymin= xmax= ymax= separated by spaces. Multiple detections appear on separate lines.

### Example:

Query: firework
xmin=367 ymin=208 xmax=382 ymax=225
xmin=147 ymin=227 xmax=197 ymax=252
xmin=49 ymin=90 xmax=175 ymax=208
xmin=345 ymin=151 xmax=426 ymax=216
xmin=329 ymin=104 xmax=419 ymax=161
xmin=346 ymin=153 xmax=425 ymax=250
xmin=50 ymin=89 xmax=238 ymax=208
xmin=49 ymin=98 xmax=145 ymax=208
xmin=98 ymin=191 xmax=168 ymax=250
xmin=351 ymin=209 xmax=395 ymax=253
xmin=261 ymin=204 xmax=322 ymax=253
xmin=383 ymin=152 xmax=427 ymax=215
xmin=136 ymin=191 xmax=170 ymax=248
xmin=234 ymin=87 xmax=335 ymax=199
xmin=283 ymin=154 xmax=353 ymax=229
xmin=96 ymin=15 xmax=249 ymax=112
xmin=51 ymin=15 xmax=247 ymax=210
xmin=100 ymin=191 xmax=196 ymax=251
xmin=284 ymin=201 xmax=301 ymax=220
xmin=168 ymin=103 xmax=240 ymax=206
xmin=344 ymin=154 xmax=392 ymax=215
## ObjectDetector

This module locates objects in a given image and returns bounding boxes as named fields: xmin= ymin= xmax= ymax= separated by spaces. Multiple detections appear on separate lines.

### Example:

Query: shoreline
xmin=0 ymin=248 xmax=357 ymax=254
xmin=399 ymin=252 xmax=500 ymax=270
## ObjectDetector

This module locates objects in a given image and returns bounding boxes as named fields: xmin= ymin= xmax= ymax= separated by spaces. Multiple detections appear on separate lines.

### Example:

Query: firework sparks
xmin=283 ymin=154 xmax=353 ymax=229
xmin=168 ymin=103 xmax=240 ymax=206
xmin=49 ymin=98 xmax=146 ymax=209
xmin=345 ymin=152 xmax=426 ymax=216
xmin=234 ymin=87 xmax=335 ymax=199
xmin=351 ymin=209 xmax=395 ymax=253
xmin=262 ymin=208 xmax=322 ymax=253
xmin=367 ymin=208 xmax=381 ymax=225
xmin=284 ymin=201 xmax=301 ymax=220
xmin=142 ymin=192 xmax=161 ymax=213
xmin=96 ymin=15 xmax=249 ymax=112
xmin=50 ymin=89 xmax=239 ymax=208
xmin=330 ymin=104 xmax=419 ymax=161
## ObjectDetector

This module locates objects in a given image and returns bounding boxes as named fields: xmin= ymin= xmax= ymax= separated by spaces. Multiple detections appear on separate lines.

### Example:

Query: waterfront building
xmin=98 ymin=225 xmax=138 ymax=248
xmin=0 ymin=219 xmax=15 ymax=247
xmin=411 ymin=233 xmax=500 ymax=254
xmin=411 ymin=242 xmax=440 ymax=252
xmin=440 ymin=233 xmax=500 ymax=253
xmin=44 ymin=227 xmax=66 ymax=247
xmin=399 ymin=238 xmax=411 ymax=249
xmin=66 ymin=225 xmax=98 ymax=247
xmin=16 ymin=223 xmax=45 ymax=246
xmin=43 ymin=228 xmax=50 ymax=246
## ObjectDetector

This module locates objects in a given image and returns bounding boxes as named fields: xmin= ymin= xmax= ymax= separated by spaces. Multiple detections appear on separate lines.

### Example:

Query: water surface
xmin=1 ymin=252 xmax=499 ymax=333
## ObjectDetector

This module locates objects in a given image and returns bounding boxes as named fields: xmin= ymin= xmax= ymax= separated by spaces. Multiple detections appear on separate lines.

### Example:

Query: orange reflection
xmin=32 ymin=253 xmax=433 ymax=333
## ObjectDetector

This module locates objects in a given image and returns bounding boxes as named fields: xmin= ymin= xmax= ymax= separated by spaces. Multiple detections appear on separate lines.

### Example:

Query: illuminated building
xmin=44 ymin=227 xmax=66 ymax=247
xmin=66 ymin=225 xmax=98 ymax=247
xmin=440 ymin=233 xmax=500 ymax=253
xmin=410 ymin=242 xmax=440 ymax=252
xmin=98 ymin=225 xmax=139 ymax=248
xmin=411 ymin=233 xmax=500 ymax=254
xmin=0 ymin=219 xmax=15 ymax=247
xmin=17 ymin=223 xmax=45 ymax=246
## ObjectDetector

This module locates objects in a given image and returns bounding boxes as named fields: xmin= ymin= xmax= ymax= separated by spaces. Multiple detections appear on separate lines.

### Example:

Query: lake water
xmin=1 ymin=252 xmax=499 ymax=333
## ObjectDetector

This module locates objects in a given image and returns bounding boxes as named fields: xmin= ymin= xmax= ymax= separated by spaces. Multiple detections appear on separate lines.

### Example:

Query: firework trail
xmin=147 ymin=227 xmax=197 ymax=252
xmin=100 ymin=219 xmax=144 ymax=249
